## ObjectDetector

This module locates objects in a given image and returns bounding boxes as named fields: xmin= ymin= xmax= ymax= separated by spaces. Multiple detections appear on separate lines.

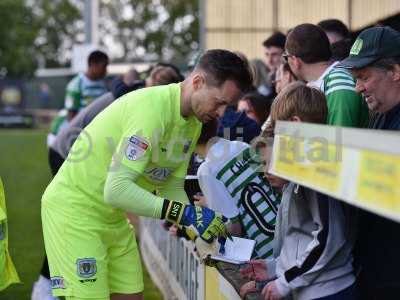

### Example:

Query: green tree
xmin=100 ymin=0 xmax=199 ymax=65
xmin=0 ymin=0 xmax=38 ymax=77
xmin=31 ymin=0 xmax=82 ymax=68
xmin=0 ymin=0 xmax=199 ymax=77
xmin=0 ymin=0 xmax=82 ymax=77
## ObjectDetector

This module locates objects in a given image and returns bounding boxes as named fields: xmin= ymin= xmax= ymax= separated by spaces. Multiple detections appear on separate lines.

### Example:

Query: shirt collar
xmin=307 ymin=61 xmax=339 ymax=90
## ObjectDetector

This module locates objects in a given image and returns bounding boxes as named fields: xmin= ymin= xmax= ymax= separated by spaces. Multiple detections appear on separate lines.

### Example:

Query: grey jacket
xmin=51 ymin=92 xmax=115 ymax=158
xmin=266 ymin=183 xmax=356 ymax=300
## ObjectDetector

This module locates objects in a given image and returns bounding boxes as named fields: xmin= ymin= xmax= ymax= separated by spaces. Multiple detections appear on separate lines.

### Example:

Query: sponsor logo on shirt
xmin=144 ymin=167 xmax=173 ymax=181
xmin=76 ymin=258 xmax=97 ymax=278
xmin=183 ymin=140 xmax=192 ymax=153
xmin=79 ymin=278 xmax=97 ymax=284
xmin=126 ymin=135 xmax=149 ymax=161
xmin=51 ymin=276 xmax=65 ymax=289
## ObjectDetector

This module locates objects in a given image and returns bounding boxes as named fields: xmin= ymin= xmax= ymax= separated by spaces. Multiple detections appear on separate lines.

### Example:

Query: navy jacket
xmin=217 ymin=106 xmax=261 ymax=144
xmin=356 ymin=103 xmax=400 ymax=296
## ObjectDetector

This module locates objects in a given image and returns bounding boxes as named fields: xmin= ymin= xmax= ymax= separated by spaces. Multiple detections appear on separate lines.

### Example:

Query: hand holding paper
xmin=197 ymin=236 xmax=256 ymax=265
xmin=240 ymin=259 xmax=268 ymax=280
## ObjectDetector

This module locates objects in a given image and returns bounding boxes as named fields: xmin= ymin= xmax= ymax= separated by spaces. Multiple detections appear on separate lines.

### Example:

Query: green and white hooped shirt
xmin=198 ymin=139 xmax=281 ymax=259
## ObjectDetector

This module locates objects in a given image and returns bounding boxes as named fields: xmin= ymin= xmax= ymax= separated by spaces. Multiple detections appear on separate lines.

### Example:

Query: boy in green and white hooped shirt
xmin=41 ymin=50 xmax=253 ymax=300
xmin=196 ymin=137 xmax=280 ymax=259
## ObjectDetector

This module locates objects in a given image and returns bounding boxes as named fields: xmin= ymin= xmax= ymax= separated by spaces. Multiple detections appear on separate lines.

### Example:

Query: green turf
xmin=0 ymin=129 xmax=162 ymax=300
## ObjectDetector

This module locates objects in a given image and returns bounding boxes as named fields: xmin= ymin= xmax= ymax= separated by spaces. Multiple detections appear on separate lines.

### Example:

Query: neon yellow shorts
xmin=42 ymin=203 xmax=144 ymax=298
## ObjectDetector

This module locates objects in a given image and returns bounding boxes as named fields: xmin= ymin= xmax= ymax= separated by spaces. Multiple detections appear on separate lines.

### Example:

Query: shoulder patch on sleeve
xmin=125 ymin=135 xmax=149 ymax=161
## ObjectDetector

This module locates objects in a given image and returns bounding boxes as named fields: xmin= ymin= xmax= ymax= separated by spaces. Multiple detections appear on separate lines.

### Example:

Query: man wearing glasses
xmin=283 ymin=23 xmax=369 ymax=128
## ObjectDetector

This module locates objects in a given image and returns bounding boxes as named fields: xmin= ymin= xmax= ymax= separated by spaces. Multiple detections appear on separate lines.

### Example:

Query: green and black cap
xmin=339 ymin=26 xmax=400 ymax=69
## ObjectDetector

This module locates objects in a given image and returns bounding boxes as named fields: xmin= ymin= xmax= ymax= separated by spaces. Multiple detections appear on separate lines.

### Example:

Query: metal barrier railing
xmin=139 ymin=217 xmax=245 ymax=300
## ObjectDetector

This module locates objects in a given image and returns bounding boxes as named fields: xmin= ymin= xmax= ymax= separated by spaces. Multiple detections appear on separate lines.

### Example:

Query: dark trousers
xmin=40 ymin=148 xmax=65 ymax=279
xmin=357 ymin=272 xmax=400 ymax=300
xmin=359 ymin=286 xmax=400 ymax=300
xmin=313 ymin=283 xmax=359 ymax=300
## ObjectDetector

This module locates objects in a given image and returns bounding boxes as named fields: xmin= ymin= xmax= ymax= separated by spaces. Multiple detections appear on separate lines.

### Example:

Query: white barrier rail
xmin=139 ymin=217 xmax=244 ymax=300
xmin=140 ymin=217 xmax=204 ymax=300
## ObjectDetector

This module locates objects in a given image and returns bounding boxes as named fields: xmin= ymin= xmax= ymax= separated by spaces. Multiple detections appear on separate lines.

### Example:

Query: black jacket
xmin=356 ymin=102 xmax=400 ymax=297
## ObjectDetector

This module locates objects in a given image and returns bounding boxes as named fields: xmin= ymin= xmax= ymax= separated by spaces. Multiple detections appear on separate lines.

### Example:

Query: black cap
xmin=339 ymin=26 xmax=400 ymax=69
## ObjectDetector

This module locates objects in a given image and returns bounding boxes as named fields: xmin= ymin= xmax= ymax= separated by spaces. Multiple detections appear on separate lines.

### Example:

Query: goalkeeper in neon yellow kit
xmin=41 ymin=49 xmax=253 ymax=300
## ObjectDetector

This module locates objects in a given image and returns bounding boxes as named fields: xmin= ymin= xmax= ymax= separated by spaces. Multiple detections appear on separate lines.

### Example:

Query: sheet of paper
xmin=210 ymin=237 xmax=255 ymax=264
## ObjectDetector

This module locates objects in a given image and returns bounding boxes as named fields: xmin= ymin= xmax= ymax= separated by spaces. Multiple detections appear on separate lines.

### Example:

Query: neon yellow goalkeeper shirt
xmin=42 ymin=83 xmax=201 ymax=222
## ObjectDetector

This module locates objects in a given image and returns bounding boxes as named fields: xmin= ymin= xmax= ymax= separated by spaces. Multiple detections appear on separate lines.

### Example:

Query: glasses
xmin=282 ymin=52 xmax=294 ymax=63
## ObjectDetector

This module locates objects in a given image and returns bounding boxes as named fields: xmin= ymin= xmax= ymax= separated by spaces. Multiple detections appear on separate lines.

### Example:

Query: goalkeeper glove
xmin=163 ymin=199 xmax=230 ymax=243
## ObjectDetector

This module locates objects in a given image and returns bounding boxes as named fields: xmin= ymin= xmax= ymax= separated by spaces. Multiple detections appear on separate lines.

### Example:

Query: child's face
xmin=265 ymin=173 xmax=288 ymax=190
xmin=259 ymin=143 xmax=287 ymax=190
xmin=258 ymin=145 xmax=272 ymax=176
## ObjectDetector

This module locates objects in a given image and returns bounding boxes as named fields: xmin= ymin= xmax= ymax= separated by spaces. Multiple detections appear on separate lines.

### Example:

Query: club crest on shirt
xmin=76 ymin=258 xmax=97 ymax=278
xmin=125 ymin=135 xmax=149 ymax=161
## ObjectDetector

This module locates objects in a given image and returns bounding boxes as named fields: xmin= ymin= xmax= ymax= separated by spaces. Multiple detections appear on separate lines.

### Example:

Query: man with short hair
xmin=285 ymin=23 xmax=369 ymax=127
xmin=263 ymin=32 xmax=287 ymax=75
xmin=318 ymin=19 xmax=350 ymax=44
xmin=253 ymin=32 xmax=286 ymax=96
xmin=33 ymin=65 xmax=184 ymax=300
xmin=318 ymin=19 xmax=353 ymax=62
xmin=339 ymin=26 xmax=400 ymax=300
xmin=41 ymin=49 xmax=253 ymax=300
xmin=64 ymin=50 xmax=109 ymax=120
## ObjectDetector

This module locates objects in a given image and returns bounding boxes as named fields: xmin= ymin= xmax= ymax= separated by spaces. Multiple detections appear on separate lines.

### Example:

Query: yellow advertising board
xmin=269 ymin=121 xmax=400 ymax=223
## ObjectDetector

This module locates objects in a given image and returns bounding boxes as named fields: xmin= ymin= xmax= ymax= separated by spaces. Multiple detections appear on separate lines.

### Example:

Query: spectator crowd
xmin=1 ymin=17 xmax=398 ymax=300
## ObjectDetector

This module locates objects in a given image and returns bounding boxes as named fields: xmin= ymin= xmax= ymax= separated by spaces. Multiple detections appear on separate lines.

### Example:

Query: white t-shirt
xmin=197 ymin=138 xmax=248 ymax=218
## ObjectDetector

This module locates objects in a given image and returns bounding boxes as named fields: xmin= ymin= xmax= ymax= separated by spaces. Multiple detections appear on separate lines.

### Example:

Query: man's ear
xmin=290 ymin=115 xmax=302 ymax=122
xmin=391 ymin=64 xmax=400 ymax=82
xmin=291 ymin=57 xmax=302 ymax=71
xmin=192 ymin=73 xmax=205 ymax=90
